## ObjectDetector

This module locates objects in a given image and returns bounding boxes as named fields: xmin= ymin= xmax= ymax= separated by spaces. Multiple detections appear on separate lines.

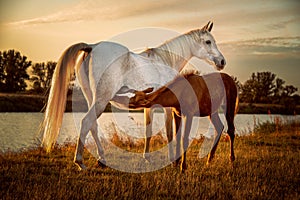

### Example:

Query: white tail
xmin=41 ymin=43 xmax=90 ymax=152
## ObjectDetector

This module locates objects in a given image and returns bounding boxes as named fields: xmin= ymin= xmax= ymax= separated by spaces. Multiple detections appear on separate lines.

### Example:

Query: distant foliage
xmin=30 ymin=61 xmax=56 ymax=93
xmin=0 ymin=49 xmax=299 ymax=110
xmin=239 ymin=71 xmax=298 ymax=105
xmin=0 ymin=50 xmax=31 ymax=92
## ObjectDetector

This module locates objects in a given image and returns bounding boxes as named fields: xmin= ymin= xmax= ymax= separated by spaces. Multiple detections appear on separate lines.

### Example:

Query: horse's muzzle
xmin=215 ymin=58 xmax=226 ymax=70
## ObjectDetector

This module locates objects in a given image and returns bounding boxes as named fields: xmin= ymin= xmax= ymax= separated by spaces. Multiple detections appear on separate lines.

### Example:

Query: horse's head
xmin=190 ymin=21 xmax=226 ymax=70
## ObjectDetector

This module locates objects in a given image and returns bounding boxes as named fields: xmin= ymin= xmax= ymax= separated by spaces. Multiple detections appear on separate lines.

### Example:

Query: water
xmin=0 ymin=112 xmax=298 ymax=153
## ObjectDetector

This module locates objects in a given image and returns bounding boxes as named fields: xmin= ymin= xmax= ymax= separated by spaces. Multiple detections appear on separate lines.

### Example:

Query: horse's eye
xmin=205 ymin=40 xmax=211 ymax=45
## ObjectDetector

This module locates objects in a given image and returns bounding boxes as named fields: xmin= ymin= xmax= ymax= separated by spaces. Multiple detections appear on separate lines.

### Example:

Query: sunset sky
xmin=0 ymin=0 xmax=299 ymax=90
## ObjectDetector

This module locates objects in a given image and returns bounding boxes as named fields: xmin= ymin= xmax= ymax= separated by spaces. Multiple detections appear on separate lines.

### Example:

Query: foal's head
xmin=189 ymin=21 xmax=226 ymax=70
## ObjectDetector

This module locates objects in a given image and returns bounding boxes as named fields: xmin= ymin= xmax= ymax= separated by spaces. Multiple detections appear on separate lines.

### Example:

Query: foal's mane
xmin=145 ymin=71 xmax=199 ymax=102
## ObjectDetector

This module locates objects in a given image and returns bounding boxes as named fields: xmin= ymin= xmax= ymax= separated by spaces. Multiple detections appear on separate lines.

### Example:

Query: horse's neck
xmin=144 ymin=34 xmax=195 ymax=72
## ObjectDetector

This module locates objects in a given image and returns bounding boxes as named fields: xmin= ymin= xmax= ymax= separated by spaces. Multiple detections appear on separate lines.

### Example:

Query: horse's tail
xmin=41 ymin=42 xmax=91 ymax=152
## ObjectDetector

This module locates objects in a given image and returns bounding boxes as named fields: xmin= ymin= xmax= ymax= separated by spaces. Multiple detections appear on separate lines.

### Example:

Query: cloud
xmin=7 ymin=0 xmax=185 ymax=27
xmin=221 ymin=36 xmax=300 ymax=57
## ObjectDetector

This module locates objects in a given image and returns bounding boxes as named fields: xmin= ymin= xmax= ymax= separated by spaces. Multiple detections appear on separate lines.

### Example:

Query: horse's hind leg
xmin=74 ymin=104 xmax=106 ymax=170
xmin=90 ymin=122 xmax=106 ymax=167
xmin=207 ymin=113 xmax=224 ymax=164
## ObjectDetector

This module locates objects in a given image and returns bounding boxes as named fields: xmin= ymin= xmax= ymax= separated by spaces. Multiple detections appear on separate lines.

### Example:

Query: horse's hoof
xmin=96 ymin=159 xmax=107 ymax=169
xmin=74 ymin=160 xmax=87 ymax=171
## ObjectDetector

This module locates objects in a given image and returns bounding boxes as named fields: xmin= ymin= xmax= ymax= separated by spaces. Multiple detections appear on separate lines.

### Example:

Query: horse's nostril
xmin=221 ymin=59 xmax=225 ymax=66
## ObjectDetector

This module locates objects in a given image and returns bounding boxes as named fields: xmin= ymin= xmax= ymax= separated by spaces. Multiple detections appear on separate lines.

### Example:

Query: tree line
xmin=0 ymin=49 xmax=299 ymax=106
xmin=0 ymin=49 xmax=56 ymax=93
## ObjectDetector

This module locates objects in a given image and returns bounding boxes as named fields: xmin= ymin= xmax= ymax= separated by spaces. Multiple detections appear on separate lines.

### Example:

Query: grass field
xmin=1 ymin=121 xmax=299 ymax=199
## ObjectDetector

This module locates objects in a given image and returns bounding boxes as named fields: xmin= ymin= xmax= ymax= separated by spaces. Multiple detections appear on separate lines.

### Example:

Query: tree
xmin=283 ymin=85 xmax=297 ymax=97
xmin=239 ymin=71 xmax=298 ymax=106
xmin=240 ymin=72 xmax=277 ymax=103
xmin=30 ymin=61 xmax=56 ymax=93
xmin=273 ymin=78 xmax=285 ymax=97
xmin=239 ymin=78 xmax=256 ymax=103
xmin=0 ymin=50 xmax=31 ymax=92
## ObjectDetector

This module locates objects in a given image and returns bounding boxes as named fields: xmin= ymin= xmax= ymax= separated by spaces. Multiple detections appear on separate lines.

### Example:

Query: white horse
xmin=41 ymin=22 xmax=226 ymax=170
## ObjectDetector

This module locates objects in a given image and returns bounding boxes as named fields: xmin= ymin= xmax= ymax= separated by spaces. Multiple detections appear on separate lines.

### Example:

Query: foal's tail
xmin=234 ymin=95 xmax=239 ymax=115
xmin=41 ymin=43 xmax=91 ymax=152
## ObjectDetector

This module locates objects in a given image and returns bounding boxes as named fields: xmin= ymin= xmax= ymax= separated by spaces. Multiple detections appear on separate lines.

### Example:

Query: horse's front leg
xmin=143 ymin=108 xmax=153 ymax=161
xmin=207 ymin=113 xmax=224 ymax=164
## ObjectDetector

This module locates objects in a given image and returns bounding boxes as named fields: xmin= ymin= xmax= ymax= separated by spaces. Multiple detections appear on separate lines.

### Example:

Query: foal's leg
xmin=164 ymin=108 xmax=174 ymax=162
xmin=143 ymin=108 xmax=154 ymax=161
xmin=174 ymin=113 xmax=182 ymax=167
xmin=180 ymin=115 xmax=192 ymax=173
xmin=207 ymin=113 xmax=224 ymax=164
xmin=226 ymin=110 xmax=236 ymax=162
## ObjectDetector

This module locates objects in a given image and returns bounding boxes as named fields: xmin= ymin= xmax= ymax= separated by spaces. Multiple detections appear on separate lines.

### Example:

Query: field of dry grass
xmin=1 ymin=121 xmax=299 ymax=199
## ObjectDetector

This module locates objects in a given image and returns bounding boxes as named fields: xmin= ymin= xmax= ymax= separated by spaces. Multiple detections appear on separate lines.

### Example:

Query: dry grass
xmin=1 ymin=124 xmax=299 ymax=199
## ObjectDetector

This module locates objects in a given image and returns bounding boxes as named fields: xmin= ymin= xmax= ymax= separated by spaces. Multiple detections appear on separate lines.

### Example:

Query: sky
xmin=0 ymin=0 xmax=299 ymax=91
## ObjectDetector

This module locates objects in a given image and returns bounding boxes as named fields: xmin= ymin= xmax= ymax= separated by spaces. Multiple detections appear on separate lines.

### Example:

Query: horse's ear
xmin=81 ymin=47 xmax=92 ymax=53
xmin=201 ymin=21 xmax=210 ymax=31
xmin=208 ymin=22 xmax=213 ymax=32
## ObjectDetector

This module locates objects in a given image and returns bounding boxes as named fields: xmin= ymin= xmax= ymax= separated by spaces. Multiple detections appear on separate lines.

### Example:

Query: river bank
xmin=0 ymin=93 xmax=299 ymax=114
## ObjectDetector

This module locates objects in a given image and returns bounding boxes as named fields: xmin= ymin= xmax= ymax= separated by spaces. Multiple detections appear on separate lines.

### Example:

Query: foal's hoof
xmin=206 ymin=159 xmax=213 ymax=166
xmin=96 ymin=159 xmax=107 ymax=169
xmin=172 ymin=161 xmax=179 ymax=168
xmin=206 ymin=154 xmax=214 ymax=165
xmin=172 ymin=158 xmax=181 ymax=168
xmin=180 ymin=165 xmax=187 ymax=173
xmin=230 ymin=155 xmax=235 ymax=162
xmin=74 ymin=160 xmax=87 ymax=171
xmin=143 ymin=153 xmax=150 ymax=163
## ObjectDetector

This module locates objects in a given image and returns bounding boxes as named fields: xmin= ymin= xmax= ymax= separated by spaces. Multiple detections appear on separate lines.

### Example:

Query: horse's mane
xmin=142 ymin=29 xmax=206 ymax=67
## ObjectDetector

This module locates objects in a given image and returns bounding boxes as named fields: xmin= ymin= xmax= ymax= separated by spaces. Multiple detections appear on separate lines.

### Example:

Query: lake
xmin=0 ymin=112 xmax=299 ymax=153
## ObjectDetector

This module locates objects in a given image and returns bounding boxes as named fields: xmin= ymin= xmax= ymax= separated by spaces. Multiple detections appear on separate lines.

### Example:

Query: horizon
xmin=0 ymin=0 xmax=299 ymax=89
